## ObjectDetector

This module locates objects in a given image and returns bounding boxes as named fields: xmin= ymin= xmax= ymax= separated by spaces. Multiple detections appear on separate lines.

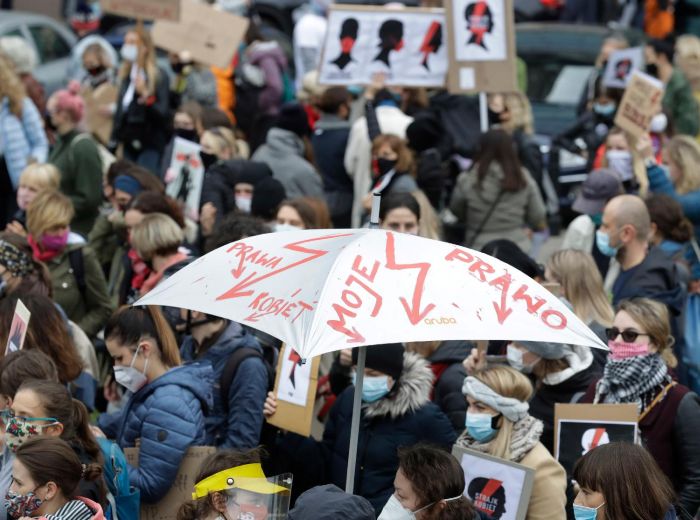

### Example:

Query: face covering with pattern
xmin=5 ymin=489 xmax=43 ymax=519
xmin=5 ymin=417 xmax=57 ymax=452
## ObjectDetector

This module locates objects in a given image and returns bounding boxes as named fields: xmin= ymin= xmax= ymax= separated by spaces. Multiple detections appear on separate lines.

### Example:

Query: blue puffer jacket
xmin=180 ymin=321 xmax=268 ymax=449
xmin=98 ymin=363 xmax=213 ymax=503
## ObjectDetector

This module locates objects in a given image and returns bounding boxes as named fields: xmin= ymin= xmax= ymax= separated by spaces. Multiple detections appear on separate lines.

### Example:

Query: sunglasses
xmin=605 ymin=327 xmax=649 ymax=343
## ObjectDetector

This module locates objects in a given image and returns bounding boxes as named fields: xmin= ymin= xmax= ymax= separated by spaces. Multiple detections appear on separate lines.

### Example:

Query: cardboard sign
xmin=554 ymin=403 xmax=638 ymax=476
xmin=318 ymin=5 xmax=447 ymax=87
xmin=614 ymin=70 xmax=664 ymax=138
xmin=124 ymin=445 xmax=216 ymax=520
xmin=152 ymin=0 xmax=249 ymax=69
xmin=452 ymin=445 xmax=535 ymax=520
xmin=602 ymin=47 xmax=644 ymax=89
xmin=267 ymin=345 xmax=320 ymax=437
xmin=5 ymin=299 xmax=30 ymax=354
xmin=82 ymin=83 xmax=118 ymax=147
xmin=165 ymin=137 xmax=204 ymax=222
xmin=446 ymin=0 xmax=517 ymax=93
xmin=101 ymin=0 xmax=180 ymax=21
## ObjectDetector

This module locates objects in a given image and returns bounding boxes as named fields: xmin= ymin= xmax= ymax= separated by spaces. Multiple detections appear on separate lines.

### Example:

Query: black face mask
xmin=488 ymin=108 xmax=503 ymax=126
xmin=175 ymin=310 xmax=221 ymax=336
xmin=87 ymin=65 xmax=106 ymax=76
xmin=376 ymin=157 xmax=397 ymax=176
xmin=646 ymin=63 xmax=659 ymax=78
xmin=199 ymin=150 xmax=218 ymax=171
xmin=44 ymin=114 xmax=58 ymax=132
xmin=175 ymin=128 xmax=199 ymax=143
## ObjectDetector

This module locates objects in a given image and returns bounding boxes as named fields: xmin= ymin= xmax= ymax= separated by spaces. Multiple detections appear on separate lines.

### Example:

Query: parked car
xmin=0 ymin=11 xmax=77 ymax=95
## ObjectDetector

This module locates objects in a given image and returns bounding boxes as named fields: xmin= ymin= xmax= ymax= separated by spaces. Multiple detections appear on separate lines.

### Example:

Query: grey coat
xmin=252 ymin=128 xmax=323 ymax=199
xmin=450 ymin=163 xmax=546 ymax=251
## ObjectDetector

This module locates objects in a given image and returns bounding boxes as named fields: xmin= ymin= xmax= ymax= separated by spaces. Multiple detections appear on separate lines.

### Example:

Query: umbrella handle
xmin=369 ymin=192 xmax=381 ymax=229
xmin=345 ymin=346 xmax=366 ymax=494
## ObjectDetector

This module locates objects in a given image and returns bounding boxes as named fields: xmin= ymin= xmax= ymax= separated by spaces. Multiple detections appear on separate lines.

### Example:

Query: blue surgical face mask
xmin=465 ymin=412 xmax=499 ymax=443
xmin=352 ymin=373 xmax=391 ymax=403
xmin=573 ymin=503 xmax=605 ymax=520
xmin=595 ymin=230 xmax=619 ymax=258
xmin=593 ymin=102 xmax=616 ymax=117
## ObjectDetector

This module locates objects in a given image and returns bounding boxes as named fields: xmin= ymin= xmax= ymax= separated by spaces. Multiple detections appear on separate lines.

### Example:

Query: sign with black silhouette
xmin=4 ymin=299 xmax=30 ymax=355
xmin=554 ymin=403 xmax=638 ymax=476
xmin=267 ymin=344 xmax=321 ymax=437
xmin=318 ymin=5 xmax=447 ymax=87
xmin=165 ymin=137 xmax=205 ymax=222
xmin=602 ymin=47 xmax=644 ymax=89
xmin=445 ymin=0 xmax=516 ymax=93
xmin=452 ymin=445 xmax=534 ymax=520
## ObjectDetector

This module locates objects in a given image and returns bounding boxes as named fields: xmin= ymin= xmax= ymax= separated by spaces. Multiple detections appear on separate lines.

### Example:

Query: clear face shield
xmin=192 ymin=463 xmax=292 ymax=520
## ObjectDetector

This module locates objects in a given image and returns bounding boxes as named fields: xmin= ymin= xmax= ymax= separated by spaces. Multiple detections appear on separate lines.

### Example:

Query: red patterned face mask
xmin=608 ymin=340 xmax=649 ymax=360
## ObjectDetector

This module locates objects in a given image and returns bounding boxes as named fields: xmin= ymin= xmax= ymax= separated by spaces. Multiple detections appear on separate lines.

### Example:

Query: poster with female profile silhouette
xmin=318 ymin=5 xmax=448 ymax=87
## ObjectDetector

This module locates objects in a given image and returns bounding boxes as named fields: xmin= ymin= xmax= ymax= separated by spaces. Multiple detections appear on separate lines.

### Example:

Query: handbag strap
xmin=690 ymin=236 xmax=700 ymax=262
xmin=466 ymin=190 xmax=504 ymax=248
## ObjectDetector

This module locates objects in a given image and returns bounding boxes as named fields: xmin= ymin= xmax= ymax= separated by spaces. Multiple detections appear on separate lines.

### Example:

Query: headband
xmin=462 ymin=376 xmax=529 ymax=423
xmin=0 ymin=240 xmax=34 ymax=278
xmin=114 ymin=175 xmax=143 ymax=197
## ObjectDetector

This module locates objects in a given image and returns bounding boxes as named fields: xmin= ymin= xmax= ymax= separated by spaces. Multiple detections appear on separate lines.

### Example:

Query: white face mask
xmin=113 ymin=345 xmax=149 ymax=393
xmin=605 ymin=149 xmax=633 ymax=181
xmin=120 ymin=43 xmax=138 ymax=62
xmin=378 ymin=493 xmax=462 ymax=520
xmin=235 ymin=195 xmax=252 ymax=214
xmin=650 ymin=113 xmax=667 ymax=134
xmin=274 ymin=223 xmax=302 ymax=233
xmin=506 ymin=344 xmax=539 ymax=374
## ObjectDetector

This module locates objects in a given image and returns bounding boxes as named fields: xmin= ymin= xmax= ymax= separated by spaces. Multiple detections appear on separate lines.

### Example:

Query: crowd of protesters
xmin=0 ymin=1 xmax=699 ymax=519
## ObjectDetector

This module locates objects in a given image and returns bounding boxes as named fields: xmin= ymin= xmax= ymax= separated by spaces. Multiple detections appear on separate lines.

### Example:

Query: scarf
xmin=140 ymin=252 xmax=189 ymax=295
xmin=27 ymin=234 xmax=61 ymax=263
xmin=595 ymin=353 xmax=670 ymax=409
xmin=128 ymin=248 xmax=151 ymax=291
xmin=455 ymin=415 xmax=543 ymax=463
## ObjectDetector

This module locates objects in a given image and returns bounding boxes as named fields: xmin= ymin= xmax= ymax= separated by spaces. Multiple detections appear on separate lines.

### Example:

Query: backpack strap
xmin=220 ymin=347 xmax=272 ymax=412
xmin=68 ymin=248 xmax=87 ymax=300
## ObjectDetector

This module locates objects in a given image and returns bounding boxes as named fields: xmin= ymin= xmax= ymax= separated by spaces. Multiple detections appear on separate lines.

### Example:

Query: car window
xmin=0 ymin=28 xmax=24 ymax=38
xmin=28 ymin=25 xmax=70 ymax=64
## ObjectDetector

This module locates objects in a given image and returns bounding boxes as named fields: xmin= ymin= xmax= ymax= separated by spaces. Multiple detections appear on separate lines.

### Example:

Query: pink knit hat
xmin=52 ymin=80 xmax=85 ymax=122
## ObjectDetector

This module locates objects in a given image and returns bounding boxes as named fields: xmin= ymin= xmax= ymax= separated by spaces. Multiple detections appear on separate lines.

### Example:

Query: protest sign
xmin=452 ymin=445 xmax=534 ymax=520
xmin=267 ymin=345 xmax=320 ymax=437
xmin=318 ymin=5 xmax=447 ymax=87
xmin=82 ymin=83 xmax=118 ymax=147
xmin=125 ymin=445 xmax=216 ymax=520
xmin=614 ymin=69 xmax=664 ymax=139
xmin=554 ymin=403 xmax=638 ymax=476
xmin=5 ymin=299 xmax=30 ymax=355
xmin=446 ymin=0 xmax=517 ymax=93
xmin=165 ymin=137 xmax=205 ymax=222
xmin=602 ymin=47 xmax=644 ymax=89
xmin=101 ymin=0 xmax=180 ymax=21
xmin=152 ymin=0 xmax=249 ymax=69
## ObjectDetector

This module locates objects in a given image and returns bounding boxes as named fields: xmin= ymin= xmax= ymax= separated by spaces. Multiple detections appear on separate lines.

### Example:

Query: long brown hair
xmin=371 ymin=134 xmax=415 ymax=176
xmin=0 ymin=52 xmax=26 ymax=117
xmin=15 ymin=437 xmax=103 ymax=500
xmin=0 ymin=350 xmax=59 ymax=398
xmin=573 ymin=442 xmax=675 ymax=520
xmin=117 ymin=27 xmax=158 ymax=97
xmin=104 ymin=306 xmax=181 ymax=368
xmin=0 ymin=294 xmax=82 ymax=382
xmin=476 ymin=129 xmax=526 ymax=192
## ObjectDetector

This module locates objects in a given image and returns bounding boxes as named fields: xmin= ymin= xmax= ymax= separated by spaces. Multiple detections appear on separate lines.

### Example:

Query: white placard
xmin=277 ymin=348 xmax=313 ymax=407
xmin=452 ymin=0 xmax=507 ymax=62
xmin=165 ymin=137 xmax=204 ymax=222
xmin=602 ymin=47 xmax=644 ymax=89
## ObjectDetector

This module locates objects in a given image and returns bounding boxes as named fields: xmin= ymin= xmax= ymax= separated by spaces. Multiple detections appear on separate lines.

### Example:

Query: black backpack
xmin=219 ymin=342 xmax=277 ymax=412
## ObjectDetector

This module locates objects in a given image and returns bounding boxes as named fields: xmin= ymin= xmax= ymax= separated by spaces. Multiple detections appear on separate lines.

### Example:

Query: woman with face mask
xmin=97 ymin=305 xmax=213 ymax=504
xmin=274 ymin=198 xmax=319 ymax=232
xmin=25 ymin=190 xmax=112 ymax=338
xmin=579 ymin=298 xmax=700 ymax=518
xmin=455 ymin=366 xmax=566 ymax=520
xmin=7 ymin=380 xmax=107 ymax=507
xmin=600 ymin=127 xmax=646 ymax=194
xmin=379 ymin=444 xmax=480 ymax=520
xmin=6 ymin=437 xmax=105 ymax=520
xmin=572 ymin=442 xmax=679 ymax=520
xmin=111 ymin=27 xmax=170 ymax=174
xmin=263 ymin=344 xmax=456 ymax=514
xmin=80 ymin=43 xmax=117 ymax=148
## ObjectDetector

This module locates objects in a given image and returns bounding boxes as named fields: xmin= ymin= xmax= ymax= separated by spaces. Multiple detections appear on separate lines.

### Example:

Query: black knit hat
xmin=235 ymin=161 xmax=272 ymax=187
xmin=406 ymin=114 xmax=443 ymax=152
xmin=481 ymin=239 xmax=544 ymax=279
xmin=352 ymin=343 xmax=405 ymax=380
xmin=251 ymin=177 xmax=286 ymax=220
xmin=275 ymin=103 xmax=311 ymax=138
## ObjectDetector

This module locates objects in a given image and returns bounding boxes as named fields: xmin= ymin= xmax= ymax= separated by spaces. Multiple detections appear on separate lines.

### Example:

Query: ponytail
xmin=72 ymin=399 xmax=103 ymax=464
xmin=81 ymin=462 xmax=104 ymax=482
xmin=147 ymin=305 xmax=181 ymax=368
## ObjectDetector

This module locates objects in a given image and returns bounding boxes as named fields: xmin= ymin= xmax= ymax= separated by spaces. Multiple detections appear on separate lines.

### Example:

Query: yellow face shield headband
xmin=192 ymin=463 xmax=287 ymax=499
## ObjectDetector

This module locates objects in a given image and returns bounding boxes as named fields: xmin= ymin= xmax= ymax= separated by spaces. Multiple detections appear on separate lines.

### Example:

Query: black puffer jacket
xmin=428 ymin=340 xmax=471 ymax=433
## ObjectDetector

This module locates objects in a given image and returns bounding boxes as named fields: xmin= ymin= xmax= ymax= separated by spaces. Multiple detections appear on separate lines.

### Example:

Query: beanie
xmin=251 ymin=177 xmax=286 ymax=220
xmin=235 ymin=161 xmax=272 ymax=187
xmin=406 ymin=114 xmax=443 ymax=153
xmin=275 ymin=103 xmax=311 ymax=138
xmin=480 ymin=239 xmax=544 ymax=279
xmin=352 ymin=344 xmax=405 ymax=380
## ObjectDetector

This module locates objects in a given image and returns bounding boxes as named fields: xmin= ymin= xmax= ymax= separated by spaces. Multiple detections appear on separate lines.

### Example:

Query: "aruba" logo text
xmin=424 ymin=317 xmax=457 ymax=325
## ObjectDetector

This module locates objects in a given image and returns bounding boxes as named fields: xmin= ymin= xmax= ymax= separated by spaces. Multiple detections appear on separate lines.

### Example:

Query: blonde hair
xmin=0 ymin=52 xmax=26 ymax=117
xmin=473 ymin=366 xmax=533 ymax=461
xmin=664 ymin=135 xmax=700 ymax=194
xmin=118 ymin=27 xmax=158 ymax=97
xmin=502 ymin=91 xmax=534 ymax=135
xmin=19 ymin=163 xmax=61 ymax=191
xmin=411 ymin=190 xmax=442 ymax=240
xmin=131 ymin=213 xmax=184 ymax=261
xmin=202 ymin=127 xmax=237 ymax=159
xmin=0 ymin=36 xmax=38 ymax=74
xmin=26 ymin=190 xmax=74 ymax=237
xmin=616 ymin=298 xmax=677 ymax=368
xmin=675 ymin=35 xmax=700 ymax=91
xmin=547 ymin=250 xmax=614 ymax=327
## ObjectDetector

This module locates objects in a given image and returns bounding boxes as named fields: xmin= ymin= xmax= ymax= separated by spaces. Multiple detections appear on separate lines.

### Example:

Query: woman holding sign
xmin=455 ymin=366 xmax=567 ymax=520
xmin=580 ymin=298 xmax=700 ymax=518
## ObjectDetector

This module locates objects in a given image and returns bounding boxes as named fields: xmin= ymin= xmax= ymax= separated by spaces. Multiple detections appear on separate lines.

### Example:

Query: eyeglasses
xmin=605 ymin=327 xmax=649 ymax=343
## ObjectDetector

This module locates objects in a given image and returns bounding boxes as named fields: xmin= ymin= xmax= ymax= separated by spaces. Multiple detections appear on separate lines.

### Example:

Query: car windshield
xmin=520 ymin=54 xmax=594 ymax=106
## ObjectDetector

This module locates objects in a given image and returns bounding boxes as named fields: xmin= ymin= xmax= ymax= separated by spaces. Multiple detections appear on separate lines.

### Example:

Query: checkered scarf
xmin=595 ymin=353 xmax=670 ymax=405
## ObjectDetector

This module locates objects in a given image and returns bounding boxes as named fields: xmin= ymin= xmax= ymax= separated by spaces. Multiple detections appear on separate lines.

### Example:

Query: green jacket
xmin=88 ymin=212 xmax=126 ymax=274
xmin=49 ymin=130 xmax=103 ymax=236
xmin=664 ymin=69 xmax=700 ymax=137
xmin=47 ymin=242 xmax=113 ymax=337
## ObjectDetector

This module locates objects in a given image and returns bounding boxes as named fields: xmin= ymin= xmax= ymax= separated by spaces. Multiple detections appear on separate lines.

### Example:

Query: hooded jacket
xmin=97 ymin=363 xmax=213 ymax=503
xmin=180 ymin=321 xmax=268 ymax=449
xmin=252 ymin=128 xmax=323 ymax=199
xmin=428 ymin=340 xmax=472 ymax=432
xmin=321 ymin=353 xmax=456 ymax=513
xmin=246 ymin=41 xmax=287 ymax=115
xmin=287 ymin=484 xmax=376 ymax=520
xmin=450 ymin=163 xmax=547 ymax=251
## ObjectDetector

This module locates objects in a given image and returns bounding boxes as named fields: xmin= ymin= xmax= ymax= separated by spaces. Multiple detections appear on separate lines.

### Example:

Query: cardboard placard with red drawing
xmin=614 ymin=69 xmax=664 ymax=139
xmin=101 ymin=0 xmax=180 ymax=21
